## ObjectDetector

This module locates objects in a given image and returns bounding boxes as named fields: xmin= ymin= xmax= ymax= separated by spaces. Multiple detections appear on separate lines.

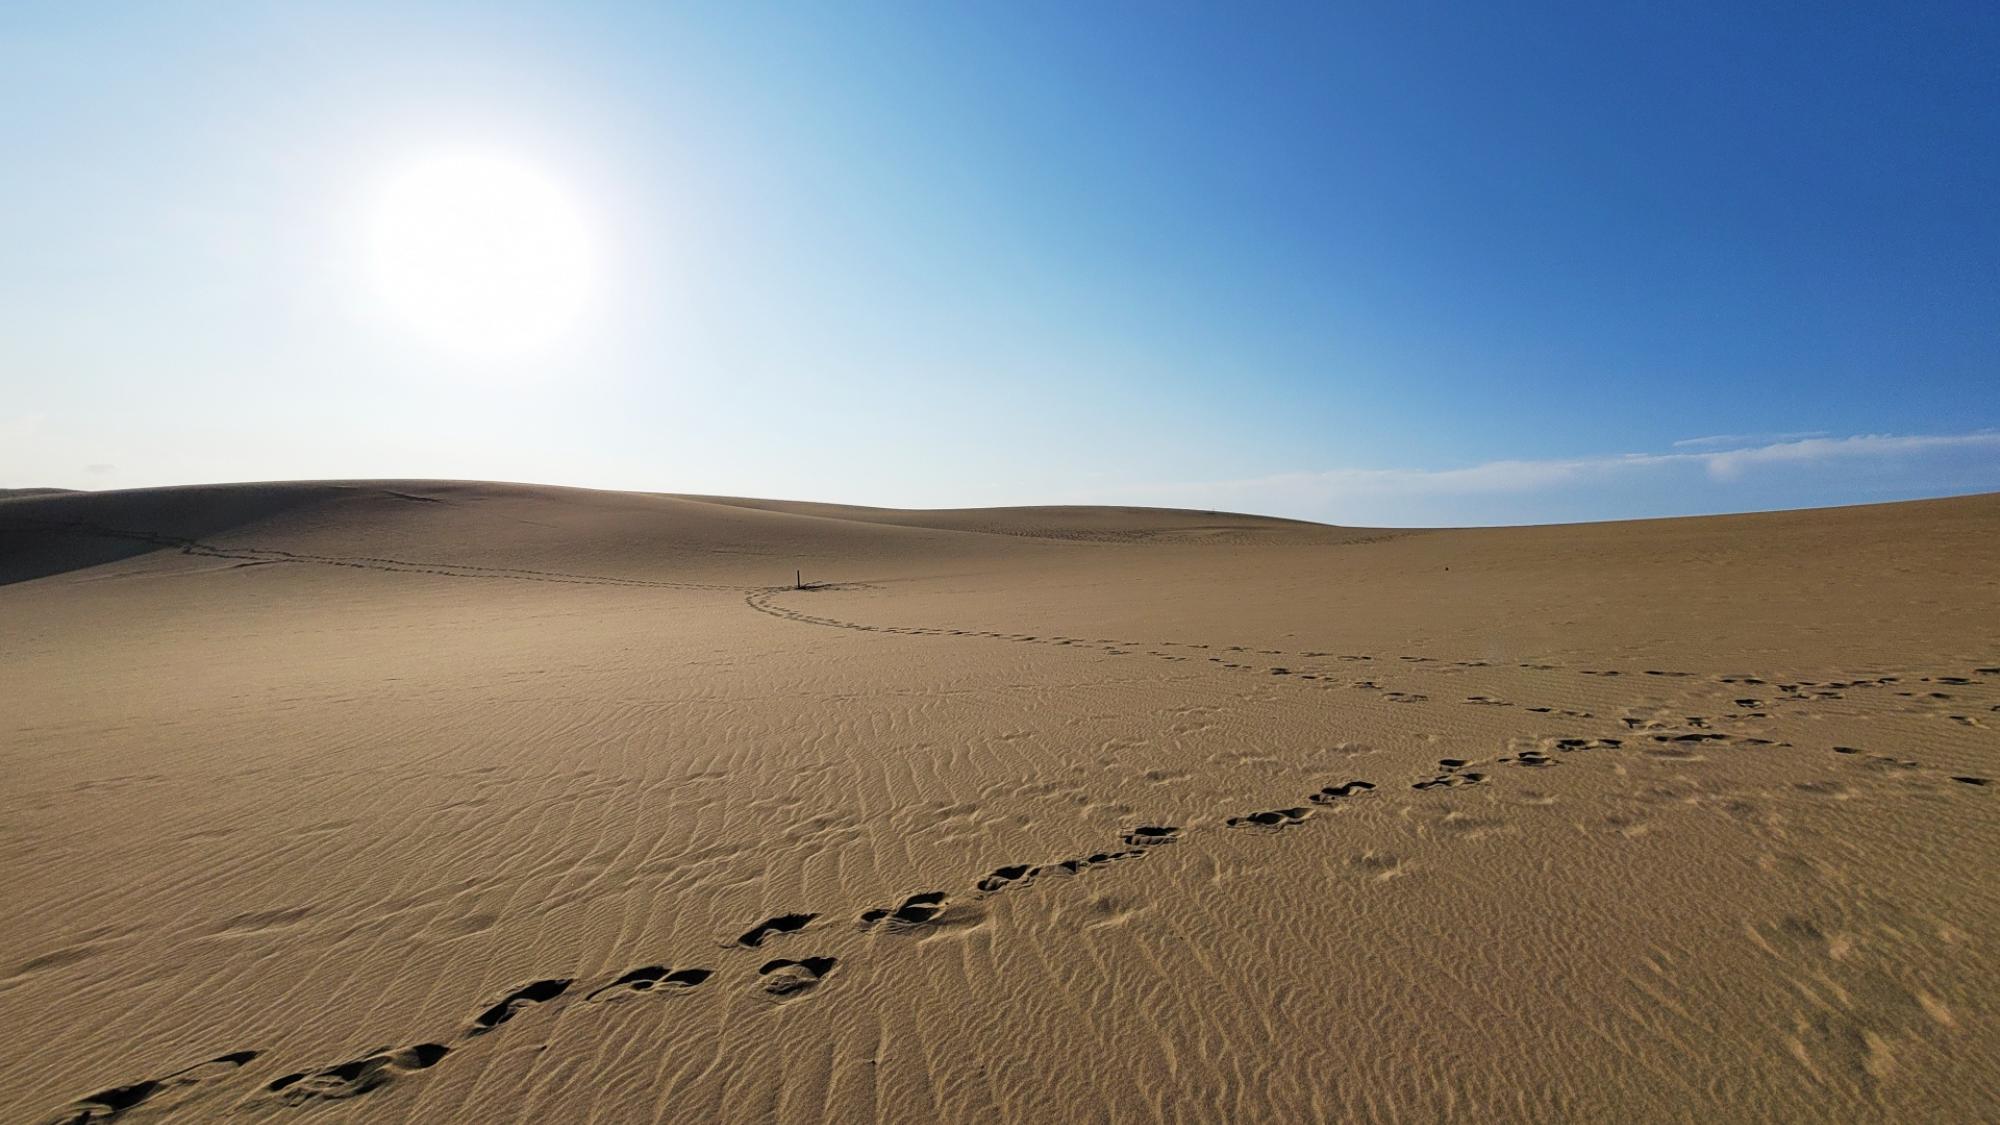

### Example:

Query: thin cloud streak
xmin=1670 ymin=431 xmax=1828 ymax=449
xmin=1102 ymin=430 xmax=2000 ymax=525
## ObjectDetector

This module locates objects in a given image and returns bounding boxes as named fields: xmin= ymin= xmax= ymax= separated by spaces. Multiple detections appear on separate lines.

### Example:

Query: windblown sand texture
xmin=3 ymin=481 xmax=1996 ymax=1122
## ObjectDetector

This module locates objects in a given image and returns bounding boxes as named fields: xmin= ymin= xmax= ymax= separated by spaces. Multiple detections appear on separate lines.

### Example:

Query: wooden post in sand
xmin=796 ymin=569 xmax=802 ymax=590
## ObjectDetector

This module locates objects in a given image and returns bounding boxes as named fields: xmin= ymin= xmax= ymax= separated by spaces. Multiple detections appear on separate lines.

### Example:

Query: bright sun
xmin=366 ymin=154 xmax=593 ymax=358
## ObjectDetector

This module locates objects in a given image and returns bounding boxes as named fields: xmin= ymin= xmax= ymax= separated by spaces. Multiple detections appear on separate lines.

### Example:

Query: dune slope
xmin=3 ymin=482 xmax=1996 ymax=1123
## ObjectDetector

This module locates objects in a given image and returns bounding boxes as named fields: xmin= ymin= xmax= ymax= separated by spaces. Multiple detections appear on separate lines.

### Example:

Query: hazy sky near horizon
xmin=3 ymin=2 xmax=1997 ymax=526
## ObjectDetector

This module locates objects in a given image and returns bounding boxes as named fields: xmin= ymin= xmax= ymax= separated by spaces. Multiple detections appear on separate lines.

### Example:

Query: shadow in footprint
xmin=1412 ymin=760 xmax=1486 ymax=791
xmin=1051 ymin=850 xmax=1145 ymax=876
xmin=265 ymin=1044 xmax=449 ymax=1104
xmin=737 ymin=913 xmax=816 ymax=949
xmin=467 ymin=979 xmax=571 ymax=1036
xmin=978 ymin=865 xmax=1034 ymax=893
xmin=1121 ymin=825 xmax=1180 ymax=846
xmin=1227 ymin=807 xmax=1310 ymax=830
xmin=45 ymin=1051 xmax=259 ymax=1124
xmin=586 ymin=966 xmax=712 ymax=1002
xmin=1311 ymin=780 xmax=1375 ymax=805
xmin=861 ymin=891 xmax=946 ymax=929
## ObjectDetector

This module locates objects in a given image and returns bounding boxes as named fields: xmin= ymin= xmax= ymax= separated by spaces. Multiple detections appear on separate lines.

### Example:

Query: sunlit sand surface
xmin=4 ymin=482 xmax=1996 ymax=1122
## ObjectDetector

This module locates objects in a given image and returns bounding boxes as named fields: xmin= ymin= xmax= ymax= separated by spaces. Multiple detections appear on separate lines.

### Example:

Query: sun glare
xmin=366 ymin=154 xmax=593 ymax=358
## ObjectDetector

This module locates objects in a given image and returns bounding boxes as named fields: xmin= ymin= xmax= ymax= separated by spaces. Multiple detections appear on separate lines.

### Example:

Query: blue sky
xmin=2 ymin=2 xmax=1996 ymax=525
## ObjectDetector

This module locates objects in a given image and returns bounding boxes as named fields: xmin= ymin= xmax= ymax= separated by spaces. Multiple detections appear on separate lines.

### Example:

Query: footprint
xmin=758 ymin=956 xmax=836 ymax=1001
xmin=1226 ymin=807 xmax=1310 ymax=830
xmin=43 ymin=1051 xmax=258 ymax=1124
xmin=265 ymin=1044 xmax=449 ymax=1104
xmin=1412 ymin=760 xmax=1486 ymax=791
xmin=1348 ymin=851 xmax=1405 ymax=881
xmin=467 ymin=978 xmax=571 ymax=1035
xmin=978 ymin=865 xmax=1036 ymax=892
xmin=1055 ymin=850 xmax=1145 ymax=874
xmin=1951 ymin=776 xmax=1991 ymax=787
xmin=1412 ymin=773 xmax=1485 ymax=790
xmin=737 ymin=913 xmax=816 ymax=948
xmin=1500 ymin=750 xmax=1556 ymax=768
xmin=1554 ymin=738 xmax=1623 ymax=752
xmin=860 ymin=891 xmax=947 ymax=929
xmin=1310 ymin=779 xmax=1376 ymax=804
xmin=585 ymin=966 xmax=712 ymax=1002
xmin=1604 ymin=813 xmax=1651 ymax=838
xmin=1121 ymin=825 xmax=1180 ymax=846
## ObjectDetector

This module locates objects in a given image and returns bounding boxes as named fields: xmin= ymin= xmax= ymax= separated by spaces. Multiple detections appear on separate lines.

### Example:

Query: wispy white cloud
xmin=1670 ymin=430 xmax=1827 ymax=449
xmin=1099 ymin=430 xmax=2000 ymax=525
xmin=1698 ymin=431 xmax=2000 ymax=480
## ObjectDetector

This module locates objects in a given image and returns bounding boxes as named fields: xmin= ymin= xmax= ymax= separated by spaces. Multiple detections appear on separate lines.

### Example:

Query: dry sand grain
xmin=3 ymin=481 xmax=1996 ymax=1122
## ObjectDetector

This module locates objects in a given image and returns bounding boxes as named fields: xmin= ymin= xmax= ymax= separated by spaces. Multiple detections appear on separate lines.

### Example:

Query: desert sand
xmin=2 ymin=481 xmax=1996 ymax=1123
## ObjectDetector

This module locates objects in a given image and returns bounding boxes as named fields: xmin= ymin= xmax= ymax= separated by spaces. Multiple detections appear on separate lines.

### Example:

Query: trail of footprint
xmin=978 ymin=847 xmax=1147 ymax=894
xmin=264 ymin=1044 xmax=450 ymax=1105
xmin=41 ymin=1051 xmax=258 ymax=1124
xmin=45 ymin=635 xmax=1973 ymax=1120
xmin=749 ymin=587 xmax=2000 ymax=734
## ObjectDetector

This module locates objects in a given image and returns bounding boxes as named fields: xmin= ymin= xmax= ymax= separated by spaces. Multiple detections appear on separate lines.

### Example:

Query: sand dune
xmin=3 ymin=482 xmax=1996 ymax=1122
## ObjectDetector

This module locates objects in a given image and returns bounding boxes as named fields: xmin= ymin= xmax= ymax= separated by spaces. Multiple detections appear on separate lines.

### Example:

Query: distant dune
xmin=3 ymin=481 xmax=1996 ymax=1122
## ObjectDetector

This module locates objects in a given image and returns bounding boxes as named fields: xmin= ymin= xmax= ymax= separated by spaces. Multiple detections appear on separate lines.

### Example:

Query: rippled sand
xmin=4 ymin=482 xmax=1996 ymax=1122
